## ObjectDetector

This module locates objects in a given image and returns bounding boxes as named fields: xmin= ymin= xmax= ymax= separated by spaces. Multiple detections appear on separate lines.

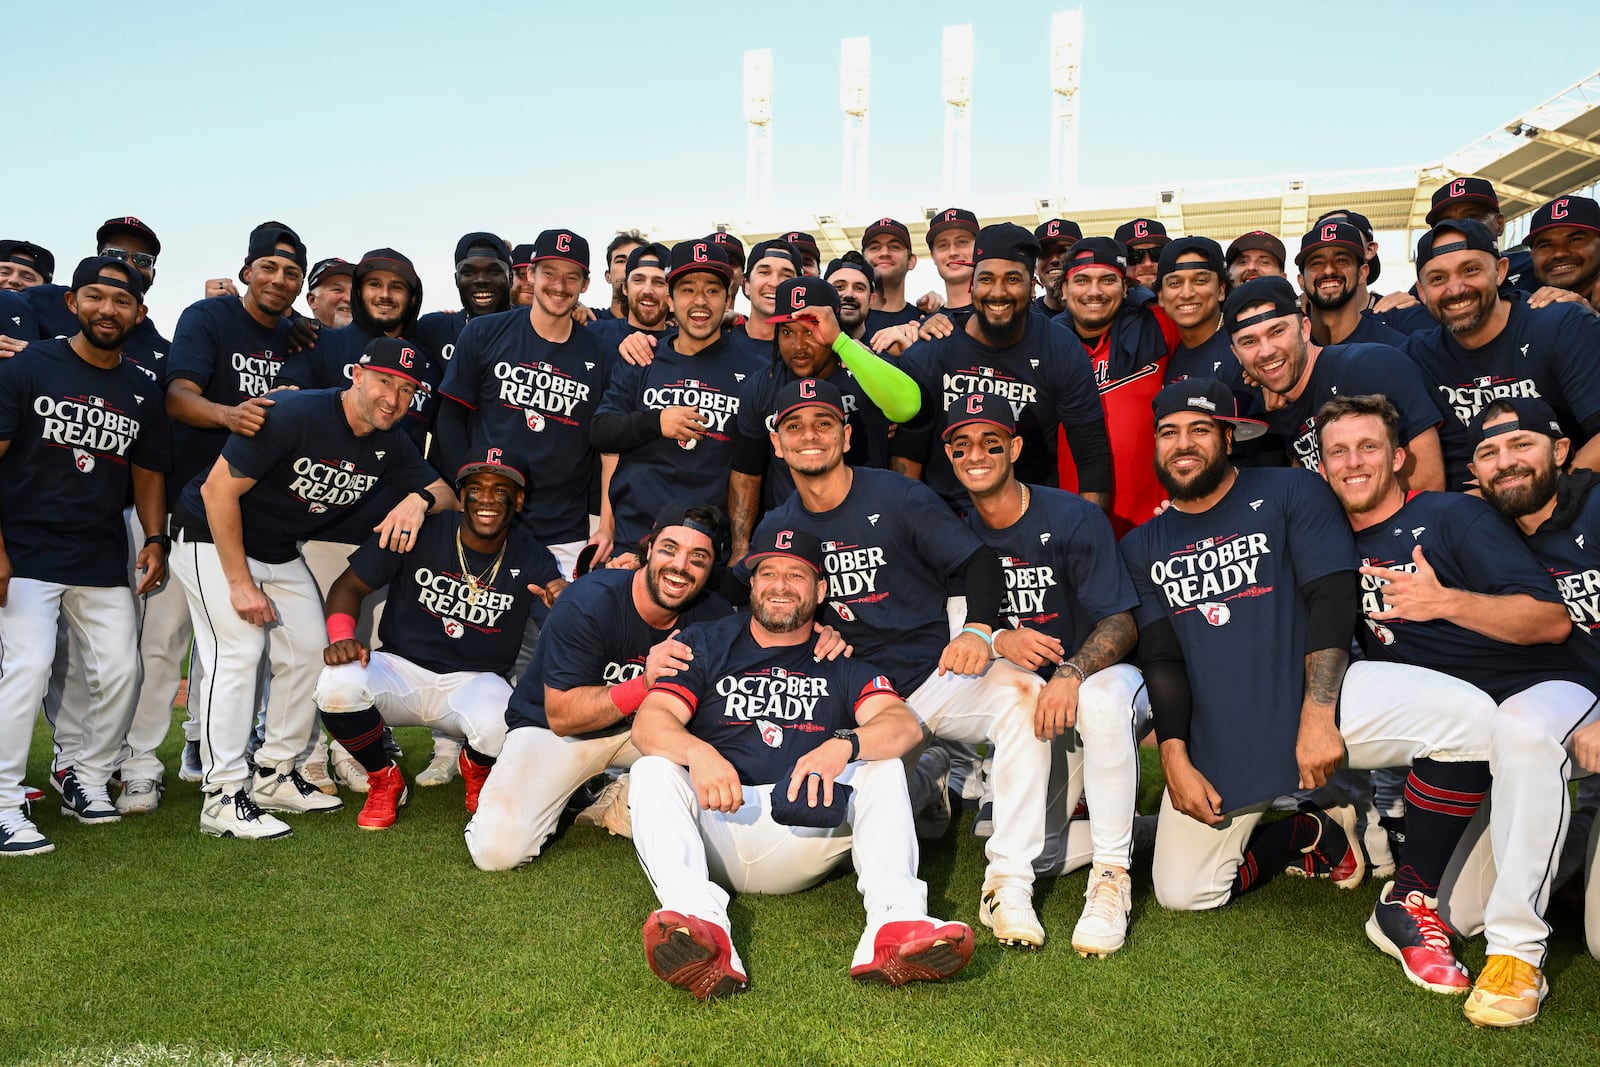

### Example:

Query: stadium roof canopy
xmin=723 ymin=68 xmax=1600 ymax=263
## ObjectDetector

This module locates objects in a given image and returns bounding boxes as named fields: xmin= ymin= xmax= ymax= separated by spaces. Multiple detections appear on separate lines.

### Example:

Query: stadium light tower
xmin=942 ymin=25 xmax=973 ymax=204
xmin=744 ymin=49 xmax=774 ymax=218
xmin=840 ymin=36 xmax=871 ymax=218
xmin=1049 ymin=9 xmax=1084 ymax=204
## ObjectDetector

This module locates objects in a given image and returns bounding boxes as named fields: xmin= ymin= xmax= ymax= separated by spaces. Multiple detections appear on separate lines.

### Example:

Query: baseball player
xmin=304 ymin=257 xmax=354 ymax=329
xmin=722 ymin=241 xmax=799 ymax=363
xmin=413 ymin=232 xmax=513 ymax=373
xmin=593 ymin=241 xmax=766 ymax=553
xmin=1121 ymin=380 xmax=1498 ymax=996
xmin=587 ymin=242 xmax=673 ymax=356
xmin=170 ymin=337 xmax=454 ymax=840
xmin=728 ymin=275 xmax=919 ymax=558
xmin=1406 ymin=219 xmax=1600 ymax=489
xmin=464 ymin=504 xmax=735 ymax=870
xmin=509 ymin=244 xmax=536 ymax=307
xmin=1424 ymin=177 xmax=1538 ymax=293
xmin=630 ymin=526 xmax=973 ymax=998
xmin=597 ymin=231 xmax=647 ymax=321
xmin=1223 ymin=275 xmax=1445 ymax=488
xmin=748 ymin=376 xmax=1057 ymax=947
xmin=1028 ymin=218 xmax=1083 ymax=321
xmin=436 ymin=228 xmax=615 ymax=578
xmin=894 ymin=224 xmax=1112 ymax=518
xmin=314 ymin=450 xmax=563 ymax=829
xmin=824 ymin=254 xmax=874 ymax=343
xmin=860 ymin=217 xmax=923 ymax=336
xmin=943 ymin=392 xmax=1142 ymax=956
xmin=777 ymin=230 xmax=822 ymax=276
xmin=1159 ymin=238 xmax=1251 ymax=399
xmin=1224 ymin=231 xmax=1286 ymax=287
xmin=909 ymin=208 xmax=980 ymax=339
xmin=1295 ymin=221 xmax=1409 ymax=347
xmin=0 ymin=239 xmax=52 ymax=292
xmin=0 ymin=257 xmax=170 ymax=853
xmin=1524 ymin=195 xmax=1600 ymax=313
xmin=1114 ymin=218 xmax=1168 ymax=291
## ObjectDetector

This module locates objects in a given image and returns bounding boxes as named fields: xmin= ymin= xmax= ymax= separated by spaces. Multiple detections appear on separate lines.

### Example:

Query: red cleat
xmin=356 ymin=763 xmax=407 ymax=830
xmin=458 ymin=750 xmax=491 ymax=814
xmin=1365 ymin=881 xmax=1471 ymax=994
xmin=850 ymin=919 xmax=974 ymax=986
xmin=642 ymin=910 xmax=747 ymax=1001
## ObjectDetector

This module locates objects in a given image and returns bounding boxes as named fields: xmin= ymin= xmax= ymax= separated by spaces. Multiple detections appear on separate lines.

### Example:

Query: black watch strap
xmin=833 ymin=728 xmax=860 ymax=762
xmin=413 ymin=486 xmax=436 ymax=510
xmin=144 ymin=534 xmax=172 ymax=551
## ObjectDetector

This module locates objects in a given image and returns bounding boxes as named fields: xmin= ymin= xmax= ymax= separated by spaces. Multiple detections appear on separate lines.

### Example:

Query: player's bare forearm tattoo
xmin=1302 ymin=647 xmax=1348 ymax=708
xmin=1068 ymin=611 xmax=1136 ymax=677
xmin=728 ymin=475 xmax=759 ymax=556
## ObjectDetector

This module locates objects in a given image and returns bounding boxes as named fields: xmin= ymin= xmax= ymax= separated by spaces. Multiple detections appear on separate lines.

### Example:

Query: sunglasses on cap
xmin=1126 ymin=247 xmax=1162 ymax=265
xmin=101 ymin=247 xmax=157 ymax=270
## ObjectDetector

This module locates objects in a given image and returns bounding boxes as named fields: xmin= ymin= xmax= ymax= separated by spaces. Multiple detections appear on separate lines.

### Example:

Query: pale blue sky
xmin=6 ymin=0 xmax=1598 ymax=327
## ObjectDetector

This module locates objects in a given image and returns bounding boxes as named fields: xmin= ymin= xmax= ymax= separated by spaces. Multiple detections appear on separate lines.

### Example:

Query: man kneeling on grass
xmin=628 ymin=526 xmax=974 ymax=999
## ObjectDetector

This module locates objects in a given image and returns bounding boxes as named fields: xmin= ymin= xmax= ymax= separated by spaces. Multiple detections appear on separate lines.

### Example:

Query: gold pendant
xmin=465 ymin=577 xmax=481 ymax=606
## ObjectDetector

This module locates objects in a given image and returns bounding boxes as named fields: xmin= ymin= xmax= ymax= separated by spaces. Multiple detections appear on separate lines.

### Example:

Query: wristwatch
xmin=833 ymin=728 xmax=860 ymax=762
xmin=412 ymin=487 xmax=436 ymax=510
xmin=143 ymin=534 xmax=172 ymax=552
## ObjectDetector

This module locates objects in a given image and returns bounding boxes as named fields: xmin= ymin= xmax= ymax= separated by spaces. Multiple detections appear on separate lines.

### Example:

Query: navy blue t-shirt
xmin=748 ymin=467 xmax=982 ymax=693
xmin=1266 ymin=343 xmax=1443 ymax=472
xmin=20 ymin=285 xmax=169 ymax=381
xmin=413 ymin=309 xmax=467 ymax=371
xmin=1371 ymin=301 xmax=1438 ymax=336
xmin=276 ymin=323 xmax=437 ymax=447
xmin=724 ymin=324 xmax=773 ymax=365
xmin=165 ymin=296 xmax=294 ymax=510
xmin=900 ymin=312 xmax=1105 ymax=507
xmin=440 ymin=308 xmax=612 ymax=543
xmin=1525 ymin=473 xmax=1600 ymax=681
xmin=0 ymin=339 xmax=171 ymax=586
xmin=596 ymin=332 xmax=765 ymax=546
xmin=1120 ymin=468 xmax=1358 ymax=812
xmin=963 ymin=484 xmax=1138 ymax=678
xmin=178 ymin=388 xmax=436 ymax=565
xmin=586 ymin=317 xmax=668 ymax=357
xmin=865 ymin=304 xmax=921 ymax=335
xmin=504 ymin=568 xmax=733 ymax=736
xmin=1338 ymin=314 xmax=1409 ymax=348
xmin=1406 ymin=294 xmax=1600 ymax=490
xmin=0 ymin=289 xmax=39 ymax=344
xmin=24 ymin=283 xmax=76 ymax=339
xmin=349 ymin=511 xmax=559 ymax=676
xmin=653 ymin=613 xmax=899 ymax=785
xmin=1355 ymin=492 xmax=1588 ymax=701
xmin=733 ymin=362 xmax=893 ymax=510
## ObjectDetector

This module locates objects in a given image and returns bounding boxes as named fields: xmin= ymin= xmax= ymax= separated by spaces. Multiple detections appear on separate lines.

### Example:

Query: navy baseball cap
xmin=1527 ymin=195 xmax=1600 ymax=242
xmin=307 ymin=257 xmax=353 ymax=290
xmin=69 ymin=256 xmax=145 ymax=300
xmin=1115 ymin=218 xmax=1169 ymax=247
xmin=454 ymin=232 xmax=510 ymax=266
xmin=926 ymin=207 xmax=979 ymax=246
xmin=1415 ymin=219 xmax=1500 ymax=271
xmin=745 ymin=525 xmax=825 ymax=575
xmin=769 ymin=276 xmax=842 ymax=324
xmin=1471 ymin=396 xmax=1564 ymax=446
xmin=455 ymin=447 xmax=527 ymax=488
xmin=773 ymin=377 xmax=845 ymax=423
xmin=1427 ymin=177 xmax=1501 ymax=225
xmin=667 ymin=240 xmax=733 ymax=285
xmin=530 ymin=229 xmax=589 ymax=273
xmin=624 ymin=242 xmax=671 ymax=275
xmin=246 ymin=225 xmax=307 ymax=271
xmin=824 ymin=253 xmax=875 ymax=289
xmin=649 ymin=502 xmax=722 ymax=551
xmin=1222 ymin=276 xmax=1301 ymax=334
xmin=355 ymin=336 xmax=425 ymax=388
xmin=96 ymin=216 xmax=161 ymax=257
xmin=357 ymin=248 xmax=420 ymax=291
xmin=0 ymin=239 xmax=54 ymax=283
xmin=1225 ymin=231 xmax=1286 ymax=268
xmin=970 ymin=223 xmax=1041 ymax=271
xmin=1065 ymin=237 xmax=1128 ymax=277
xmin=510 ymin=243 xmax=536 ymax=268
xmin=1156 ymin=236 xmax=1225 ymax=285
xmin=1034 ymin=218 xmax=1084 ymax=247
xmin=706 ymin=231 xmax=745 ymax=262
xmin=862 ymin=217 xmax=911 ymax=247
xmin=1295 ymin=221 xmax=1367 ymax=269
xmin=1152 ymin=378 xmax=1267 ymax=441
xmin=1313 ymin=209 xmax=1380 ymax=283
xmin=745 ymin=239 xmax=801 ymax=274
xmin=943 ymin=392 xmax=1016 ymax=441
xmin=779 ymin=231 xmax=820 ymax=259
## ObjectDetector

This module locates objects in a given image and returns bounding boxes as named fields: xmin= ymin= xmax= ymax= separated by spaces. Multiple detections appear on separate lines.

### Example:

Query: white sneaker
xmin=115 ymin=778 xmax=163 ymax=815
xmin=574 ymin=774 xmax=632 ymax=838
xmin=200 ymin=789 xmax=292 ymax=840
xmin=0 ymin=808 xmax=55 ymax=856
xmin=415 ymin=742 xmax=463 ymax=787
xmin=251 ymin=766 xmax=344 ymax=814
xmin=299 ymin=758 xmax=338 ymax=796
xmin=978 ymin=885 xmax=1045 ymax=948
xmin=912 ymin=747 xmax=953 ymax=840
xmin=331 ymin=744 xmax=370 ymax=794
xmin=59 ymin=772 xmax=121 ymax=825
xmin=1072 ymin=865 xmax=1132 ymax=958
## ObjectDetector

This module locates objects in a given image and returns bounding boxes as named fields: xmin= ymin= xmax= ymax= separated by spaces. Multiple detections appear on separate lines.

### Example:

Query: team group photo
xmin=2 ymin=3 xmax=1599 ymax=1065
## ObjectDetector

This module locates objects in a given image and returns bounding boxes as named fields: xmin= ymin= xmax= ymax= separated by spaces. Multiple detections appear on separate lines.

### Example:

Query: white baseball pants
xmin=314 ymin=653 xmax=510 ymax=756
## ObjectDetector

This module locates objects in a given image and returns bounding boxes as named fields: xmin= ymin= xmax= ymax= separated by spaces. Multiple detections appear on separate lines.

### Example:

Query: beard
xmin=1156 ymin=447 xmax=1231 ymax=501
xmin=752 ymin=594 xmax=812 ymax=633
xmin=1482 ymin=461 xmax=1560 ymax=519
xmin=1306 ymin=277 xmax=1356 ymax=311
xmin=974 ymin=300 xmax=1027 ymax=345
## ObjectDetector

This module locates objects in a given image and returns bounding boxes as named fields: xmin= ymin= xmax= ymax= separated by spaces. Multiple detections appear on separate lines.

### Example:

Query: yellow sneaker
xmin=1463 ymin=954 xmax=1547 ymax=1028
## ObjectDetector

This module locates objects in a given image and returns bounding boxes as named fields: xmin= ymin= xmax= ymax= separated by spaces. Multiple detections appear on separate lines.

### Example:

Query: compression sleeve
xmin=1301 ymin=570 xmax=1360 ymax=655
xmin=1137 ymin=616 xmax=1193 ymax=745
xmin=591 ymin=409 xmax=662 ymax=453
xmin=1063 ymin=418 xmax=1113 ymax=495
xmin=832 ymin=334 xmax=920 ymax=423
xmin=730 ymin=428 xmax=771 ymax=476
xmin=432 ymin=398 xmax=471 ymax=478
xmin=958 ymin=547 xmax=1005 ymax=630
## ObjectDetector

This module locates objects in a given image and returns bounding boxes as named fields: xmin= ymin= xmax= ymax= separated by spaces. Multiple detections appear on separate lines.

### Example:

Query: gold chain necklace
xmin=455 ymin=528 xmax=508 ymax=606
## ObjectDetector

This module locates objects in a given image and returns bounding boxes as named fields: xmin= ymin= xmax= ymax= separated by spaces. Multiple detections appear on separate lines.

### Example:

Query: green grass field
xmin=2 ymin=721 xmax=1595 ymax=1067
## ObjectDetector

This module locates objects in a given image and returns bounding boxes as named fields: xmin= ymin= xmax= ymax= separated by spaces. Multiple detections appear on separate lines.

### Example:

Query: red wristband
xmin=610 ymin=675 xmax=650 ymax=716
xmin=326 ymin=613 xmax=357 ymax=644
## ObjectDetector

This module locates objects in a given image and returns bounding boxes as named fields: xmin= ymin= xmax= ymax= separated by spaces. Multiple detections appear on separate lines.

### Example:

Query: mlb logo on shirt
xmin=89 ymin=396 xmax=105 ymax=407
xmin=72 ymin=448 xmax=95 ymax=474
xmin=686 ymin=379 xmax=701 ymax=389
xmin=339 ymin=460 xmax=354 ymax=472
xmin=1196 ymin=537 xmax=1215 ymax=550
xmin=979 ymin=366 xmax=994 ymax=377
xmin=1476 ymin=376 xmax=1493 ymax=388
xmin=769 ymin=666 xmax=788 ymax=679
xmin=758 ymin=721 xmax=783 ymax=748
xmin=822 ymin=541 xmax=838 ymax=551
